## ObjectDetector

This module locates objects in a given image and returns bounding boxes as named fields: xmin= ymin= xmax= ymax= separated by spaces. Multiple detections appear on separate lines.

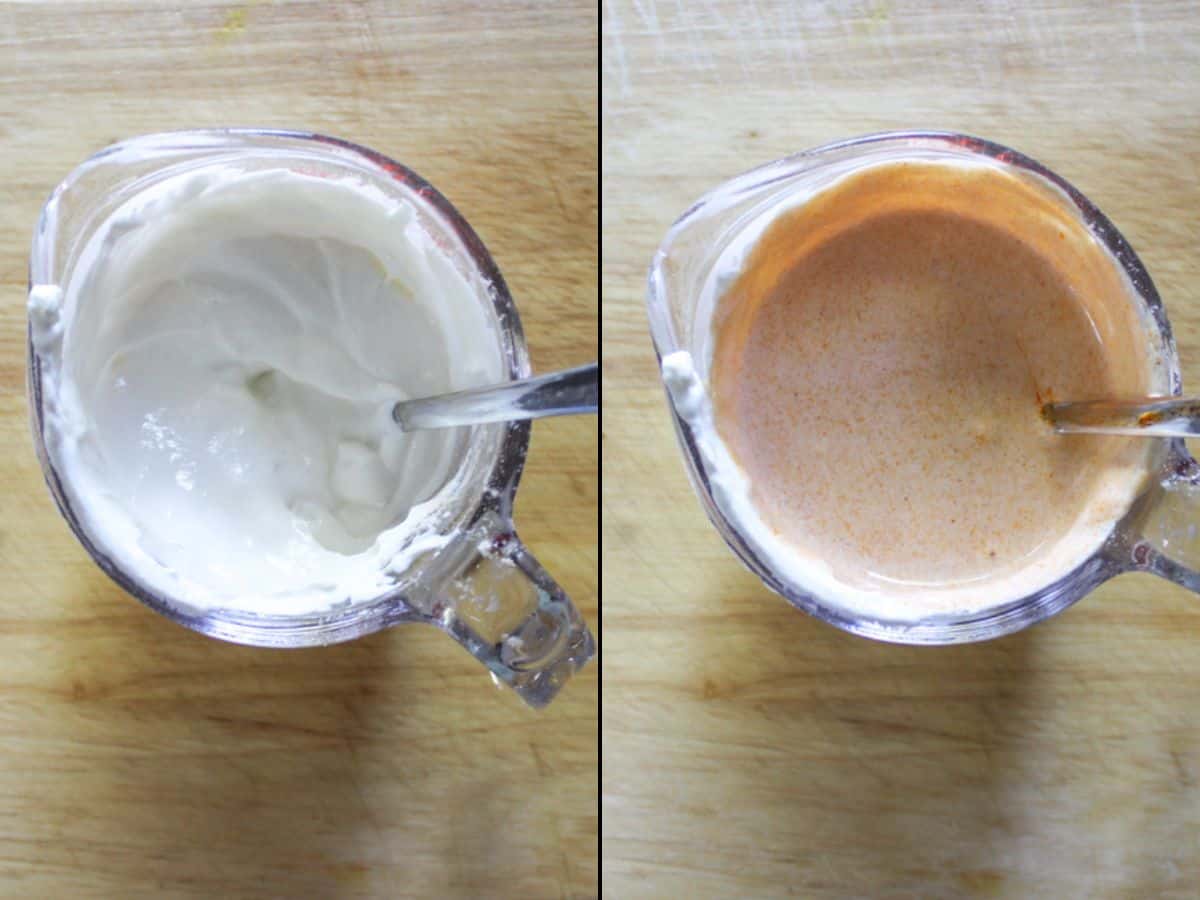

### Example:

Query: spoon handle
xmin=1045 ymin=397 xmax=1200 ymax=437
xmin=392 ymin=362 xmax=598 ymax=432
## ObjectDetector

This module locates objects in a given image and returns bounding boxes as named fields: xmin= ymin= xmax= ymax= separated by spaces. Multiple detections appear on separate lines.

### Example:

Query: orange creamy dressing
xmin=711 ymin=160 xmax=1153 ymax=594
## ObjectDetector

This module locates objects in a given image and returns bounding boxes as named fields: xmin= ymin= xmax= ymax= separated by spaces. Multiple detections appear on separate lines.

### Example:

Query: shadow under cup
xmin=28 ymin=129 xmax=594 ymax=708
xmin=648 ymin=130 xmax=1200 ymax=644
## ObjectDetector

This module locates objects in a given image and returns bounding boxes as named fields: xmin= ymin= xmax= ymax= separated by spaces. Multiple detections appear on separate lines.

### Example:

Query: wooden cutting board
xmin=0 ymin=4 xmax=596 ymax=897
xmin=603 ymin=2 xmax=1200 ymax=897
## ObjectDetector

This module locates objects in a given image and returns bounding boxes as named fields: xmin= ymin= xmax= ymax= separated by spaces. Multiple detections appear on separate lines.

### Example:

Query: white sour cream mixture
xmin=30 ymin=166 xmax=502 ymax=615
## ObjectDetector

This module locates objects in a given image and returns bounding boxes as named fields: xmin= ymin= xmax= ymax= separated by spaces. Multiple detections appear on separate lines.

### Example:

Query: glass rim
xmin=647 ymin=129 xmax=1184 ymax=644
xmin=27 ymin=127 xmax=533 ymax=647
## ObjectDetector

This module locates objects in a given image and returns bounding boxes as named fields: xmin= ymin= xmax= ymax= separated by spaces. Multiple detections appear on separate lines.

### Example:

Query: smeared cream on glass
xmin=30 ymin=166 xmax=502 ymax=615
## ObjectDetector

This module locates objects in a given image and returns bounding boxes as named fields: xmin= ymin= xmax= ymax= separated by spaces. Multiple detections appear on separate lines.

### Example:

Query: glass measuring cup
xmin=648 ymin=130 xmax=1200 ymax=644
xmin=28 ymin=129 xmax=594 ymax=707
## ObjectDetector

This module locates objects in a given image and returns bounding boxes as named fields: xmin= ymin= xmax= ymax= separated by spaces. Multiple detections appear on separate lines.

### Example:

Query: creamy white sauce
xmin=31 ymin=166 xmax=502 ymax=615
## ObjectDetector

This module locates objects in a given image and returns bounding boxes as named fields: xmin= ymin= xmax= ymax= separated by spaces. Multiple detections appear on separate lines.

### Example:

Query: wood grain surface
xmin=602 ymin=2 xmax=1200 ymax=897
xmin=0 ymin=3 xmax=596 ymax=898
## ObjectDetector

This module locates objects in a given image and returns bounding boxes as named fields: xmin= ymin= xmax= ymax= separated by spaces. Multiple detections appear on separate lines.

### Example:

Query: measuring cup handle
xmin=434 ymin=513 xmax=595 ymax=708
xmin=1131 ymin=449 xmax=1200 ymax=592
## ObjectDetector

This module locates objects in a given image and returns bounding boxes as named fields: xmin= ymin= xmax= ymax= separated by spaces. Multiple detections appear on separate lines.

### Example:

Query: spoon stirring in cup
xmin=392 ymin=362 xmax=598 ymax=432
xmin=1044 ymin=397 xmax=1200 ymax=437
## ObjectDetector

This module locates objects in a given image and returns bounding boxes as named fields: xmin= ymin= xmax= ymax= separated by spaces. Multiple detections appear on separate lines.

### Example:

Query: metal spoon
xmin=1044 ymin=397 xmax=1200 ymax=437
xmin=392 ymin=362 xmax=598 ymax=432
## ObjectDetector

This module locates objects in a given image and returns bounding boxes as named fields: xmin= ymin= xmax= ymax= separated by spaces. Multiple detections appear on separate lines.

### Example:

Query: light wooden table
xmin=603 ymin=2 xmax=1200 ymax=896
xmin=0 ymin=4 xmax=596 ymax=897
